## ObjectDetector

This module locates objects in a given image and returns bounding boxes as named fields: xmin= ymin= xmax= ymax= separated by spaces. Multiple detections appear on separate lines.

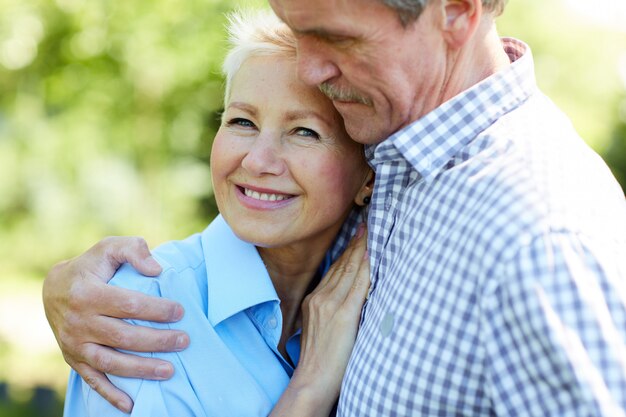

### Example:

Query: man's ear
xmin=354 ymin=170 xmax=375 ymax=206
xmin=441 ymin=0 xmax=482 ymax=49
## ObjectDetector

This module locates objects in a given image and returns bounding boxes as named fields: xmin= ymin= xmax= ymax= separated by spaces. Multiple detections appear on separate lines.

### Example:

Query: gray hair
xmin=380 ymin=0 xmax=508 ymax=26
xmin=222 ymin=9 xmax=296 ymax=106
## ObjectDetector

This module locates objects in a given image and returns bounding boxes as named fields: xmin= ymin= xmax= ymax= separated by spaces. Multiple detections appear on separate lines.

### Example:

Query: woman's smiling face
xmin=210 ymin=55 xmax=370 ymax=251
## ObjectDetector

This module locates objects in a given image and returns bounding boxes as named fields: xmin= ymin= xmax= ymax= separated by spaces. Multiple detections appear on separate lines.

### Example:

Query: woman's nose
xmin=240 ymin=135 xmax=286 ymax=177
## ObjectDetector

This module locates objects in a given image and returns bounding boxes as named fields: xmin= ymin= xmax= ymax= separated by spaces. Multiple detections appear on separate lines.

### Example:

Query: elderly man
xmin=44 ymin=0 xmax=626 ymax=415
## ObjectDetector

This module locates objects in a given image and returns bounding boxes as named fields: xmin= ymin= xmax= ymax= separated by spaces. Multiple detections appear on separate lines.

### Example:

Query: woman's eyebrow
xmin=284 ymin=109 xmax=332 ymax=128
xmin=227 ymin=102 xmax=257 ymax=116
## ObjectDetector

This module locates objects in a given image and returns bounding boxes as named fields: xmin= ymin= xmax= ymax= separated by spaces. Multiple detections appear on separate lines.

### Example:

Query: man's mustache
xmin=318 ymin=82 xmax=373 ymax=106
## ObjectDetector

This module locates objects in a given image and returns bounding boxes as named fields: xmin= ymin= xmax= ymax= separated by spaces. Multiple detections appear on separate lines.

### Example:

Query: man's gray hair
xmin=380 ymin=0 xmax=507 ymax=26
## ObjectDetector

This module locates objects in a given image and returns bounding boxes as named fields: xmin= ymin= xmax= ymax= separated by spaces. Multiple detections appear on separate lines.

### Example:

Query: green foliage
xmin=0 ymin=0 xmax=266 ymax=275
xmin=0 ymin=384 xmax=64 ymax=417
xmin=605 ymin=97 xmax=626 ymax=191
xmin=497 ymin=0 xmax=626 ymax=155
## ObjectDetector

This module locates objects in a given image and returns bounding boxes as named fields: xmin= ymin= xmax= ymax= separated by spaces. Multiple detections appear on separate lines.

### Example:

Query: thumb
xmin=90 ymin=237 xmax=162 ymax=282
xmin=114 ymin=237 xmax=162 ymax=277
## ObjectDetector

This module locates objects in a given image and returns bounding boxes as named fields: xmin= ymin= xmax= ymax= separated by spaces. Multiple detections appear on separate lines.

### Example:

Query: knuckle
xmin=92 ymin=349 xmax=115 ymax=373
xmin=351 ymin=278 xmax=367 ymax=292
xmin=129 ymin=236 xmax=148 ymax=251
xmin=107 ymin=327 xmax=130 ymax=348
xmin=154 ymin=333 xmax=176 ymax=351
xmin=94 ymin=236 xmax=119 ymax=253
xmin=82 ymin=373 xmax=101 ymax=391
xmin=46 ymin=259 xmax=70 ymax=281
xmin=336 ymin=262 xmax=356 ymax=275
xmin=305 ymin=293 xmax=335 ymax=315
xmin=62 ymin=310 xmax=83 ymax=335
xmin=66 ymin=281 xmax=92 ymax=311
xmin=306 ymin=293 xmax=323 ymax=309
xmin=119 ymin=296 xmax=142 ymax=317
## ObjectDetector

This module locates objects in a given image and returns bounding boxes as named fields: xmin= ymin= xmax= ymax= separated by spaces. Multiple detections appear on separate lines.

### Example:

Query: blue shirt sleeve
xmin=63 ymin=263 xmax=207 ymax=417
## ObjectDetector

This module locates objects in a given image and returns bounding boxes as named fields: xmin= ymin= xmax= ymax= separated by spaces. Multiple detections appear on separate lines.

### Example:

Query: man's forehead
xmin=269 ymin=0 xmax=360 ymax=32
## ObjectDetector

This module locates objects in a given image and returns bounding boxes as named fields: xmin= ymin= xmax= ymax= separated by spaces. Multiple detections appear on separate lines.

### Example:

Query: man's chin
xmin=344 ymin=119 xmax=386 ymax=146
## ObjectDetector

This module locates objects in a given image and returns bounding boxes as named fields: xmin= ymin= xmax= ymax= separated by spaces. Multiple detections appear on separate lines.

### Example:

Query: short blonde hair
xmin=222 ymin=9 xmax=296 ymax=106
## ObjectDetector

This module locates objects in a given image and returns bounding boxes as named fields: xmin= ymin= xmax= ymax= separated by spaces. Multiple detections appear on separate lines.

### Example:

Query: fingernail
xmin=116 ymin=399 xmax=133 ymax=413
xmin=155 ymin=364 xmax=172 ymax=379
xmin=175 ymin=334 xmax=189 ymax=350
xmin=355 ymin=223 xmax=365 ymax=238
xmin=146 ymin=256 xmax=161 ymax=270
xmin=363 ymin=249 xmax=369 ymax=260
xmin=171 ymin=305 xmax=184 ymax=321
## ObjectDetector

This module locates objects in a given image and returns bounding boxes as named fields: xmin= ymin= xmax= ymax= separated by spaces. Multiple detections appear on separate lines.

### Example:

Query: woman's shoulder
xmin=108 ymin=215 xmax=239 ymax=297
xmin=108 ymin=230 xmax=207 ymax=296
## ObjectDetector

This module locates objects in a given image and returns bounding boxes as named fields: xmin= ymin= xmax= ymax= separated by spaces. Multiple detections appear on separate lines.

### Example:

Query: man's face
xmin=270 ymin=0 xmax=447 ymax=145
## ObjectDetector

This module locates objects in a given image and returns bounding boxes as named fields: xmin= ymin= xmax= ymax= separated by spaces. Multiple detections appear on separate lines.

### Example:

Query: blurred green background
xmin=0 ymin=0 xmax=625 ymax=415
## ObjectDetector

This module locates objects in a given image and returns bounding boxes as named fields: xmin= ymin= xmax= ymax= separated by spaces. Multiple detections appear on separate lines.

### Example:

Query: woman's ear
xmin=354 ymin=170 xmax=375 ymax=206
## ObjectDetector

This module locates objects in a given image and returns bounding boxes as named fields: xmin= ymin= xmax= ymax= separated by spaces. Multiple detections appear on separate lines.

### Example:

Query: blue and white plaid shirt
xmin=335 ymin=38 xmax=626 ymax=416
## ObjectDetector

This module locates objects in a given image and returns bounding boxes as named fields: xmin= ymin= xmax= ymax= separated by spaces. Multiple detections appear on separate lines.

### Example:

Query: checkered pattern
xmin=333 ymin=38 xmax=626 ymax=416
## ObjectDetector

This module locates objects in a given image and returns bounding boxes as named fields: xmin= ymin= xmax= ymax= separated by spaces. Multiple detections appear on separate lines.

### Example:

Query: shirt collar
xmin=201 ymin=215 xmax=279 ymax=326
xmin=368 ymin=37 xmax=536 ymax=181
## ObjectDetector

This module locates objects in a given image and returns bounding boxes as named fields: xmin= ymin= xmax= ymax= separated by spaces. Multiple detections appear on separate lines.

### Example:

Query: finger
xmin=86 ymin=316 xmax=189 ymax=352
xmin=345 ymin=249 xmax=371 ymax=306
xmin=81 ymin=283 xmax=184 ymax=322
xmin=321 ymin=226 xmax=368 ymax=295
xmin=75 ymin=363 xmax=134 ymax=413
xmin=106 ymin=236 xmax=162 ymax=277
xmin=87 ymin=236 xmax=162 ymax=282
xmin=318 ymin=223 xmax=367 ymax=291
xmin=80 ymin=343 xmax=176 ymax=379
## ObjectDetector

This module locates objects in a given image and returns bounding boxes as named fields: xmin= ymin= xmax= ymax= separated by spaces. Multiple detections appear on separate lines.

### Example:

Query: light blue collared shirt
xmin=64 ymin=215 xmax=302 ymax=416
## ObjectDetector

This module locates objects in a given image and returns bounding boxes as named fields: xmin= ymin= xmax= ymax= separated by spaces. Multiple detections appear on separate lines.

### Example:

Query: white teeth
xmin=244 ymin=188 xmax=289 ymax=201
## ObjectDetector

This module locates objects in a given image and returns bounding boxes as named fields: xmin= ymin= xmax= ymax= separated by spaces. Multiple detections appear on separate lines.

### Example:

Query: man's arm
xmin=43 ymin=236 xmax=190 ymax=413
xmin=484 ymin=231 xmax=626 ymax=416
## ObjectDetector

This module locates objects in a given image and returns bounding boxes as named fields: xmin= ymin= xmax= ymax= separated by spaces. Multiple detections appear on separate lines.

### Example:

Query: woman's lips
xmin=241 ymin=187 xmax=292 ymax=202
xmin=235 ymin=185 xmax=296 ymax=209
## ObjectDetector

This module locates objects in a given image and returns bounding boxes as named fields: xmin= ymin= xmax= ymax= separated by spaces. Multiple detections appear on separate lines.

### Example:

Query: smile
xmin=242 ymin=187 xmax=292 ymax=202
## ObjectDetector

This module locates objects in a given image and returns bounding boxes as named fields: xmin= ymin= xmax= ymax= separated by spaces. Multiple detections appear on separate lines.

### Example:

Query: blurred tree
xmin=605 ymin=95 xmax=626 ymax=192
xmin=0 ymin=0 xmax=262 ymax=276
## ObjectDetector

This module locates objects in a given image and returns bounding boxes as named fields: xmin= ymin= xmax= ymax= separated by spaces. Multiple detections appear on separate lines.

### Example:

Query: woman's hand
xmin=271 ymin=224 xmax=370 ymax=417
xmin=42 ymin=236 xmax=189 ymax=413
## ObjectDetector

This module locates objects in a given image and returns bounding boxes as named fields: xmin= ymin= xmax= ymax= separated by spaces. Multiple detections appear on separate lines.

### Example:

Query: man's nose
xmin=295 ymin=36 xmax=341 ymax=87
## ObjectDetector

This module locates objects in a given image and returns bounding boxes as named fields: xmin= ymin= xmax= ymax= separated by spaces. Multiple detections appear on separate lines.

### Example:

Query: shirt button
xmin=267 ymin=317 xmax=278 ymax=329
xmin=379 ymin=311 xmax=395 ymax=337
xmin=384 ymin=193 xmax=393 ymax=210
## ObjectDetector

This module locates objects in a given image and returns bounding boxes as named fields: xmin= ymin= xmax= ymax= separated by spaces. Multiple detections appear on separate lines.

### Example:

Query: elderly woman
xmin=62 ymin=10 xmax=373 ymax=417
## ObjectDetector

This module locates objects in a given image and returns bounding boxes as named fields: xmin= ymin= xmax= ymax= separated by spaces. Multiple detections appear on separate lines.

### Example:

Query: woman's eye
xmin=294 ymin=127 xmax=320 ymax=139
xmin=227 ymin=118 xmax=256 ymax=128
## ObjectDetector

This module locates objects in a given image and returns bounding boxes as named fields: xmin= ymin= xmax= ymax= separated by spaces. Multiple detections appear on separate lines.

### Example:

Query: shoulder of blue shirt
xmin=109 ymin=232 xmax=206 ymax=295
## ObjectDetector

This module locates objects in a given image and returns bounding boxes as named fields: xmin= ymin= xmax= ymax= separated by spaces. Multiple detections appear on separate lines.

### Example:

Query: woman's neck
xmin=256 ymin=243 xmax=328 ymax=359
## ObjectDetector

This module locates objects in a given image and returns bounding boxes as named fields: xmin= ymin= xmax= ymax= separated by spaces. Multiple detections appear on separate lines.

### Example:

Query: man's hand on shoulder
xmin=43 ymin=236 xmax=190 ymax=413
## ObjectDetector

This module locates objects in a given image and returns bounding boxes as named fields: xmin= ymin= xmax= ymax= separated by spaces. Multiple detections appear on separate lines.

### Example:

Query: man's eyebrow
xmin=293 ymin=27 xmax=350 ymax=41
xmin=293 ymin=27 xmax=326 ymax=37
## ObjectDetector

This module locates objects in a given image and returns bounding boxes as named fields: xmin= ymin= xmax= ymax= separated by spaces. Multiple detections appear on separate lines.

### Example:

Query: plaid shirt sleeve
xmin=484 ymin=230 xmax=626 ymax=416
